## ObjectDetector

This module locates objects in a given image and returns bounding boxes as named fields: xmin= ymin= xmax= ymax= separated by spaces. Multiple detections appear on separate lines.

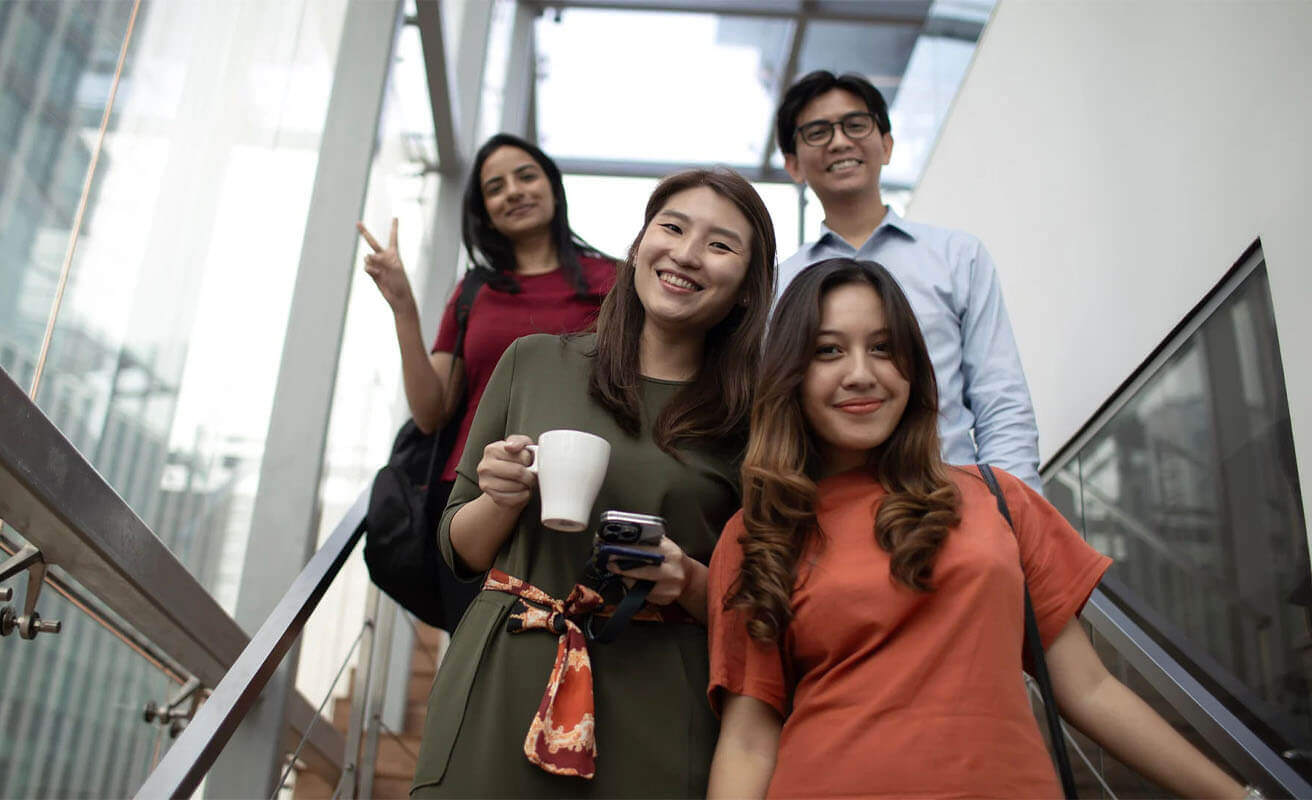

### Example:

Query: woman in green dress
xmin=410 ymin=168 xmax=778 ymax=798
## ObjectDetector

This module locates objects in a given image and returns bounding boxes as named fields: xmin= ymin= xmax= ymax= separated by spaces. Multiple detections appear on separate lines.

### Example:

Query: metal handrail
xmin=134 ymin=491 xmax=368 ymax=798
xmin=1083 ymin=587 xmax=1312 ymax=798
xmin=0 ymin=366 xmax=345 ymax=782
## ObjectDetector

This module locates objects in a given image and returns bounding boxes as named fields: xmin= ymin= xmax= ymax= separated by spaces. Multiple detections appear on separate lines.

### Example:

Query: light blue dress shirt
xmin=778 ymin=207 xmax=1042 ymax=491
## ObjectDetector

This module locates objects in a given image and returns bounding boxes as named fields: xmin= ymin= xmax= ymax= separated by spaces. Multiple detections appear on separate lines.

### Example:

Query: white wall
xmin=908 ymin=0 xmax=1312 ymax=536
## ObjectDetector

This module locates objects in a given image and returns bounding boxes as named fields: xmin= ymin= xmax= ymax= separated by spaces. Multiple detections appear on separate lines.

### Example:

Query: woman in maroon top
xmin=357 ymin=133 xmax=614 ymax=627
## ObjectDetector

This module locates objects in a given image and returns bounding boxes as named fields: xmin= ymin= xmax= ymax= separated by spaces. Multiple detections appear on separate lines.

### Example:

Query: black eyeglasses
xmin=795 ymin=112 xmax=879 ymax=147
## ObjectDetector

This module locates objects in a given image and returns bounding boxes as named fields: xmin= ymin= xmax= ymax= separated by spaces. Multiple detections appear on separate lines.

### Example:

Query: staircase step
xmin=403 ymin=703 xmax=429 ymax=736
xmin=370 ymin=775 xmax=415 ymax=798
xmin=291 ymin=769 xmax=335 ymax=799
xmin=374 ymin=734 xmax=423 ymax=778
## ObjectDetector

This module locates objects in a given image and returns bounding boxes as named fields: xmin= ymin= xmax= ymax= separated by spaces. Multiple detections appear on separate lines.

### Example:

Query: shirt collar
xmin=813 ymin=205 xmax=917 ymax=255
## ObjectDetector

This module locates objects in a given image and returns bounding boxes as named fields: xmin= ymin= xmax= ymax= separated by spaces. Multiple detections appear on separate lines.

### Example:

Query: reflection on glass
xmin=2 ymin=1 xmax=354 ymax=795
xmin=1050 ymin=262 xmax=1310 ymax=774
xmin=1043 ymin=458 xmax=1084 ymax=539
xmin=535 ymin=9 xmax=790 ymax=164
xmin=19 ymin=0 xmax=348 ymax=610
xmin=0 ymin=1 xmax=134 ymax=385
xmin=0 ymin=530 xmax=175 ymax=797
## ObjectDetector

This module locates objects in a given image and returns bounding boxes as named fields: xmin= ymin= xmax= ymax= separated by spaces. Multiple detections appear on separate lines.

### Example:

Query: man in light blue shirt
xmin=776 ymin=71 xmax=1041 ymax=490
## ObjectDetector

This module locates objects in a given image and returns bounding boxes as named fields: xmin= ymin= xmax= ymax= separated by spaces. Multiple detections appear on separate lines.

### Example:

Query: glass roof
xmin=535 ymin=8 xmax=792 ymax=165
xmin=530 ymin=0 xmax=995 ymax=209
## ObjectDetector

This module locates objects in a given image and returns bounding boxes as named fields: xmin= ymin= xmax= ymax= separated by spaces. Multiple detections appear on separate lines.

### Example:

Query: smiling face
xmin=633 ymin=186 xmax=753 ymax=338
xmin=802 ymin=282 xmax=911 ymax=476
xmin=479 ymin=145 xmax=556 ymax=241
xmin=783 ymin=88 xmax=893 ymax=203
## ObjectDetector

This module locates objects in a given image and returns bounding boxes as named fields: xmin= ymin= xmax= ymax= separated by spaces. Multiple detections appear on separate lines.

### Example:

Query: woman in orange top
xmin=706 ymin=258 xmax=1248 ymax=799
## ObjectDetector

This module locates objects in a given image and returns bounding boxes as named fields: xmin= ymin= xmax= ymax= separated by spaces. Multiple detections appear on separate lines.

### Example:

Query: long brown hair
xmin=589 ymin=168 xmax=777 ymax=454
xmin=730 ymin=258 xmax=961 ymax=642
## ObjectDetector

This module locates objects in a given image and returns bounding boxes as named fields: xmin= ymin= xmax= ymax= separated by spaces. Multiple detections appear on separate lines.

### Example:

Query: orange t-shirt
xmin=707 ymin=466 xmax=1112 ymax=799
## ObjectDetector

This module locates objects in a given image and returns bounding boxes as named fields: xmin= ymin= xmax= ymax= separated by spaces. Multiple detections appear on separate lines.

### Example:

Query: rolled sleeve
xmin=437 ymin=338 xmax=519 ymax=581
xmin=959 ymin=242 xmax=1042 ymax=492
xmin=997 ymin=467 xmax=1113 ymax=647
xmin=706 ymin=513 xmax=790 ymax=718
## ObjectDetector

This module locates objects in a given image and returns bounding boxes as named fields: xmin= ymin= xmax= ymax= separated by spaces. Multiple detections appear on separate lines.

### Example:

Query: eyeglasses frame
xmin=794 ymin=111 xmax=882 ymax=148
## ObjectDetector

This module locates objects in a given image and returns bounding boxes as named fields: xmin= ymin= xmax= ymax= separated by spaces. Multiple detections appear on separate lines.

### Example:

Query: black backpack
xmin=364 ymin=270 xmax=488 ymax=630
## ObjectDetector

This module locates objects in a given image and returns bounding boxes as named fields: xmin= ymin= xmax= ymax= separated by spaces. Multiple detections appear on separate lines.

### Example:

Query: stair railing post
xmin=358 ymin=594 xmax=397 ymax=799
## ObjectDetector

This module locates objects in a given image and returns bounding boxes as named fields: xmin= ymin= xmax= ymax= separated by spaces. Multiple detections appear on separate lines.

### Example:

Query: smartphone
xmin=598 ymin=510 xmax=666 ymax=546
xmin=597 ymin=543 xmax=665 ymax=571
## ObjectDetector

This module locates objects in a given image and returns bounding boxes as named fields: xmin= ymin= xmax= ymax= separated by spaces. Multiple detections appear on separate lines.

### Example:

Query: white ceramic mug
xmin=525 ymin=429 xmax=611 ymax=532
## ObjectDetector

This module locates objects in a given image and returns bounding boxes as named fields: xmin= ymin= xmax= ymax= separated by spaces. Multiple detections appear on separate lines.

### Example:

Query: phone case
xmin=597 ymin=543 xmax=664 ymax=571
xmin=597 ymin=510 xmax=666 ymax=546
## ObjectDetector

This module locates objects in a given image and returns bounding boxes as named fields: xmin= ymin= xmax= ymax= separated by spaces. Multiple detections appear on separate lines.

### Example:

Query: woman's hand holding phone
xmin=476 ymin=435 xmax=538 ymax=511
xmin=606 ymin=536 xmax=697 ymax=607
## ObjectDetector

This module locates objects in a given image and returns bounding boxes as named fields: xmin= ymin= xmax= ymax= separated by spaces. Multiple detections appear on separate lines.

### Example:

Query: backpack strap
xmin=451 ymin=268 xmax=488 ymax=362
xmin=421 ymin=269 xmax=490 ymax=493
xmin=977 ymin=463 xmax=1079 ymax=800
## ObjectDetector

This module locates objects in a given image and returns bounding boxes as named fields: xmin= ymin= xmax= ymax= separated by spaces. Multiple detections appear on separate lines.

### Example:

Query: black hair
xmin=774 ymin=71 xmax=892 ymax=158
xmin=461 ymin=132 xmax=607 ymax=296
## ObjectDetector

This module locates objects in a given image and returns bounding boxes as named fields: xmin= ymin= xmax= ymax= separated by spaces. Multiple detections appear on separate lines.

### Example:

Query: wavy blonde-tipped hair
xmin=729 ymin=258 xmax=962 ymax=643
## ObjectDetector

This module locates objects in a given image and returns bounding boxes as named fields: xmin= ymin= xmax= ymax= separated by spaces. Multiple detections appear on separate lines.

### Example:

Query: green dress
xmin=411 ymin=333 xmax=741 ymax=798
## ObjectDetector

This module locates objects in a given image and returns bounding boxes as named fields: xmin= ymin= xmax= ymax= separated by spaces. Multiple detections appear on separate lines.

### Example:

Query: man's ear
xmin=882 ymin=133 xmax=894 ymax=166
xmin=784 ymin=153 xmax=806 ymax=185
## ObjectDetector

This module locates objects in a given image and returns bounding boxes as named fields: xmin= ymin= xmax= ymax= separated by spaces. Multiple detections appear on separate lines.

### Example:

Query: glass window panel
xmin=0 ymin=1 xmax=131 ymax=366
xmin=1070 ymin=261 xmax=1311 ymax=775
xmin=0 ymin=530 xmax=176 ymax=798
xmin=562 ymin=174 xmax=660 ymax=259
xmin=535 ymin=10 xmax=790 ymax=165
xmin=10 ymin=0 xmax=351 ymax=621
xmin=1043 ymin=457 xmax=1085 ymax=538
xmin=297 ymin=21 xmax=443 ymax=721
xmin=796 ymin=21 xmax=920 ymax=105
xmin=561 ymin=174 xmax=802 ymax=269
xmin=883 ymin=35 xmax=977 ymax=188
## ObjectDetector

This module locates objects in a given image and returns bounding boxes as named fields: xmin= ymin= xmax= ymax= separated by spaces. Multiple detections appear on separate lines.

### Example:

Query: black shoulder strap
xmin=585 ymin=580 xmax=653 ymax=644
xmin=419 ymin=269 xmax=490 ymax=492
xmin=451 ymin=268 xmax=488 ymax=362
xmin=978 ymin=463 xmax=1079 ymax=800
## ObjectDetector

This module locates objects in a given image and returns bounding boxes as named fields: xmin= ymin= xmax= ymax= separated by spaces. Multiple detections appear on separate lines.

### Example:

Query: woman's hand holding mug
xmin=477 ymin=429 xmax=612 ymax=530
xmin=477 ymin=435 xmax=538 ymax=510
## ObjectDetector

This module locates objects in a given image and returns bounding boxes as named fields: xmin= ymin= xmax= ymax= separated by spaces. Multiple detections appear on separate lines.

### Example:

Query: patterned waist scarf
xmin=481 ymin=568 xmax=696 ymax=779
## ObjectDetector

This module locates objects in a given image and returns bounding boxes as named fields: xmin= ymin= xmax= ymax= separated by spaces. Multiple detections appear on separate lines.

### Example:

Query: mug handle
xmin=524 ymin=444 xmax=538 ymax=475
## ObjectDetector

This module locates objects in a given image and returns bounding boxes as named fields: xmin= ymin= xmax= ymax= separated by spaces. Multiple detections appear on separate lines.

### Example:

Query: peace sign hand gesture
xmin=357 ymin=218 xmax=416 ymax=316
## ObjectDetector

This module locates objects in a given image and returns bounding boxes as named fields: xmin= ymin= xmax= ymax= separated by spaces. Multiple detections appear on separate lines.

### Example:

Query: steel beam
xmin=414 ymin=0 xmax=496 ymax=330
xmin=501 ymin=1 xmax=539 ymax=139
xmin=759 ymin=11 xmax=808 ymax=173
xmin=203 ymin=0 xmax=404 ymax=795
xmin=553 ymin=156 xmax=914 ymax=193
xmin=519 ymin=0 xmax=929 ymax=26
xmin=415 ymin=0 xmax=461 ymax=173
